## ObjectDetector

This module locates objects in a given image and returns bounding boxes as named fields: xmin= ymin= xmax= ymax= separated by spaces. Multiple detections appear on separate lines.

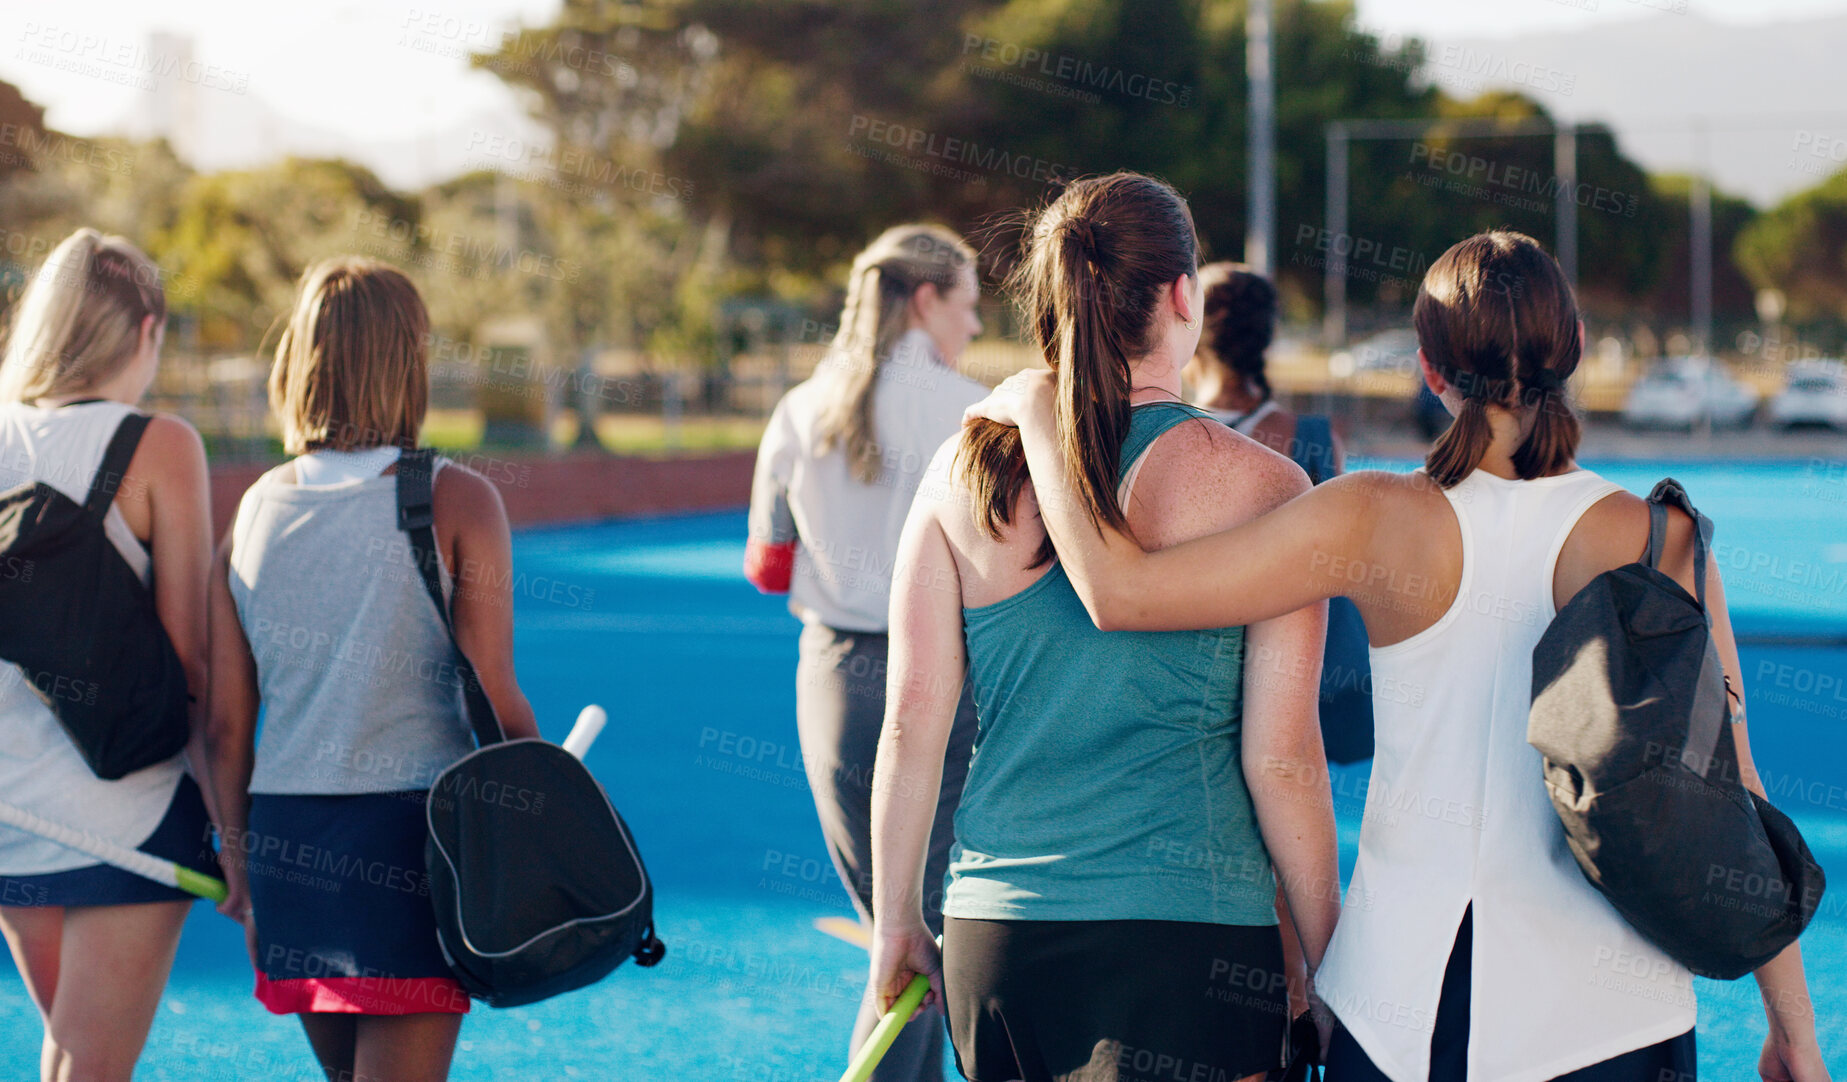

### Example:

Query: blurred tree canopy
xmin=475 ymin=0 xmax=1695 ymax=331
xmin=8 ymin=3 xmax=1843 ymax=368
xmin=1735 ymin=166 xmax=1847 ymax=324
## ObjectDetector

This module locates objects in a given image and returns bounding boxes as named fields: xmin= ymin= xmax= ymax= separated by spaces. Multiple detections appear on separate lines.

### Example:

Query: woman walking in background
xmin=206 ymin=258 xmax=540 ymax=1082
xmin=968 ymin=230 xmax=1832 ymax=1082
xmin=869 ymin=173 xmax=1337 ymax=1082
xmin=1186 ymin=261 xmax=1373 ymax=766
xmin=0 ymin=229 xmax=220 ymax=1082
xmin=1184 ymin=262 xmax=1344 ymax=479
xmin=744 ymin=223 xmax=988 ymax=1080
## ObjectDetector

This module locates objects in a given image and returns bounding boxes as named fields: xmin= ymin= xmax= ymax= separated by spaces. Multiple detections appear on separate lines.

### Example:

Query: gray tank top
xmin=230 ymin=459 xmax=476 ymax=795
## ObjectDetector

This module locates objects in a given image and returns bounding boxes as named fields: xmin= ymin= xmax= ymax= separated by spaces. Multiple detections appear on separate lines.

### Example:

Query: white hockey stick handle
xmin=562 ymin=704 xmax=607 ymax=760
xmin=0 ymin=798 xmax=225 ymax=902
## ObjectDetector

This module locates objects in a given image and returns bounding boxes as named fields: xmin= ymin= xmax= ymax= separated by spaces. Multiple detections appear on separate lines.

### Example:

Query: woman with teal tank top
xmin=867 ymin=173 xmax=1340 ymax=1082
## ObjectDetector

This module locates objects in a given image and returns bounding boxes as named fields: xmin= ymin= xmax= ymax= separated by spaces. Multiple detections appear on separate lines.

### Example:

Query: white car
xmin=1622 ymin=358 xmax=1758 ymax=430
xmin=1768 ymin=361 xmax=1847 ymax=429
xmin=1332 ymin=328 xmax=1420 ymax=376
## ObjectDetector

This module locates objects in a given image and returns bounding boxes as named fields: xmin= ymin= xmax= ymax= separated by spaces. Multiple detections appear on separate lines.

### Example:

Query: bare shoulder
xmin=132 ymin=412 xmax=208 ymax=479
xmin=1559 ymin=486 xmax=1700 ymax=602
xmin=434 ymin=458 xmax=509 ymax=526
xmin=1135 ymin=414 xmax=1307 ymax=523
xmin=925 ymin=429 xmax=1018 ymax=550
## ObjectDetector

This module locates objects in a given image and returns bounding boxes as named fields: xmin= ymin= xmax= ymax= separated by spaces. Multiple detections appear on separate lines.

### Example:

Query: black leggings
xmin=1324 ymin=908 xmax=1697 ymax=1082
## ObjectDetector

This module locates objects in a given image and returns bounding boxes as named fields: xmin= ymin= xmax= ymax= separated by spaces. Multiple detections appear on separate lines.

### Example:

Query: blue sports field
xmin=1 ymin=459 xmax=1843 ymax=1080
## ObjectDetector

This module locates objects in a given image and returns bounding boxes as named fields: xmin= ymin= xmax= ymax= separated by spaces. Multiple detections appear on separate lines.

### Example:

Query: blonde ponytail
xmin=813 ymin=224 xmax=975 ymax=483
xmin=0 ymin=228 xmax=166 ymax=403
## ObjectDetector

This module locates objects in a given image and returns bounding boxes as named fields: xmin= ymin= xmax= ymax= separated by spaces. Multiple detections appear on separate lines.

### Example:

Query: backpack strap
xmin=1290 ymin=414 xmax=1337 ymax=486
xmin=83 ymin=413 xmax=152 ymax=523
xmin=1644 ymin=478 xmax=1713 ymax=613
xmin=396 ymin=448 xmax=505 ymax=748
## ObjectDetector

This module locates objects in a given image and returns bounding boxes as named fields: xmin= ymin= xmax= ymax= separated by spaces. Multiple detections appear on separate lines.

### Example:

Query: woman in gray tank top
xmin=205 ymin=259 xmax=540 ymax=1082
xmin=867 ymin=174 xmax=1340 ymax=1082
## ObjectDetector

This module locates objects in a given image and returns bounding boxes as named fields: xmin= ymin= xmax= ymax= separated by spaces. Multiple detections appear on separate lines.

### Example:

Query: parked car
xmin=1767 ymin=360 xmax=1847 ymax=429
xmin=1332 ymin=328 xmax=1420 ymax=375
xmin=1622 ymin=358 xmax=1758 ymax=430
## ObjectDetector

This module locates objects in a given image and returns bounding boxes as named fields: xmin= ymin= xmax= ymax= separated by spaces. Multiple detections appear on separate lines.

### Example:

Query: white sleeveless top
xmin=0 ymin=400 xmax=186 ymax=875
xmin=1316 ymin=467 xmax=1697 ymax=1082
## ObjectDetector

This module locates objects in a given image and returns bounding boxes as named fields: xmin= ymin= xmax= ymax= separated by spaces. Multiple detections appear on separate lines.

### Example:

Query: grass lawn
xmin=421 ymin=409 xmax=767 ymax=456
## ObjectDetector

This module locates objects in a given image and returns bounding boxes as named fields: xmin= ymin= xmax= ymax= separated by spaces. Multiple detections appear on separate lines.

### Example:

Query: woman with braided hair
xmin=966 ymin=229 xmax=1831 ymax=1082
xmin=1184 ymin=261 xmax=1345 ymax=479
xmin=744 ymin=223 xmax=987 ymax=1082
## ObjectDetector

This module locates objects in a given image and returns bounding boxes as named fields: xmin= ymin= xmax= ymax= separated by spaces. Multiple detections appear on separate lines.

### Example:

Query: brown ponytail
xmin=960 ymin=172 xmax=1198 ymax=567
xmin=1417 ymin=231 xmax=1581 ymax=488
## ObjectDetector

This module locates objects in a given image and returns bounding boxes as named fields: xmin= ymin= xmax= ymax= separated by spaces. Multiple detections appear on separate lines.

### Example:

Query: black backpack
xmin=397 ymin=449 xmax=665 ymax=1007
xmin=1288 ymin=414 xmax=1373 ymax=764
xmin=1529 ymin=479 xmax=1826 ymax=980
xmin=0 ymin=411 xmax=190 ymax=779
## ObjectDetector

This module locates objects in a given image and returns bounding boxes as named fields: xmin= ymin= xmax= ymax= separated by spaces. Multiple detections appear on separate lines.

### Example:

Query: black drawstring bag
xmin=1529 ymin=479 xmax=1825 ymax=980
xmin=0 ymin=411 xmax=190 ymax=779
xmin=398 ymin=450 xmax=665 ymax=1007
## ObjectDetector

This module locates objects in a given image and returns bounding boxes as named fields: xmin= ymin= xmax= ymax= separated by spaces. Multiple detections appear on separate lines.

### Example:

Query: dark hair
xmin=959 ymin=172 xmax=1198 ymax=567
xmin=1417 ymin=231 xmax=1581 ymax=488
xmin=1194 ymin=262 xmax=1277 ymax=401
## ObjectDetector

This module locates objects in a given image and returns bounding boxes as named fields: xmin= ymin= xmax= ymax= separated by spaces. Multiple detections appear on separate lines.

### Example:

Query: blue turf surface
xmin=0 ymin=460 xmax=1842 ymax=1079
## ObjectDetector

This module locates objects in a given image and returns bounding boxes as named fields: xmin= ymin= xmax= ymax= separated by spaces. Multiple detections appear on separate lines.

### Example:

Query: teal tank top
xmin=943 ymin=402 xmax=1277 ymax=925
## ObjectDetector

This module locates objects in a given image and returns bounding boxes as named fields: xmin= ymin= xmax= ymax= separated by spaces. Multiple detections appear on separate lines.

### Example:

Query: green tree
xmin=151 ymin=157 xmax=421 ymax=345
xmin=1735 ymin=166 xmax=1847 ymax=323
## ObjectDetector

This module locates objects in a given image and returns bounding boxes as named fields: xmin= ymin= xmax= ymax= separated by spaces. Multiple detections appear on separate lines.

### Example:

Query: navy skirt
xmin=0 ymin=774 xmax=219 ymax=908
xmin=246 ymin=789 xmax=468 ymax=1015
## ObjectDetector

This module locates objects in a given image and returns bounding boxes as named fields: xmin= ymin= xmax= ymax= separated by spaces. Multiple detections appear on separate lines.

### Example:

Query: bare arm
xmin=981 ymin=374 xmax=1371 ymax=631
xmin=437 ymin=464 xmax=540 ymax=741
xmin=1242 ymin=597 xmax=1339 ymax=977
xmin=204 ymin=533 xmax=258 ymax=929
xmin=131 ymin=416 xmax=220 ymax=822
xmin=1707 ymin=567 xmax=1829 ymax=1076
xmin=868 ymin=500 xmax=964 ymax=1011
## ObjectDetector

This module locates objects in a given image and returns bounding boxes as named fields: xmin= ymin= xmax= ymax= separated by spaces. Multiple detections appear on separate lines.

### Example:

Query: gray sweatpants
xmin=795 ymin=623 xmax=977 ymax=1082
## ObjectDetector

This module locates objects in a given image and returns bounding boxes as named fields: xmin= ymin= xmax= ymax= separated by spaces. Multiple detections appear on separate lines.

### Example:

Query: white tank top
xmin=0 ymin=400 xmax=185 ymax=875
xmin=1316 ymin=467 xmax=1698 ymax=1082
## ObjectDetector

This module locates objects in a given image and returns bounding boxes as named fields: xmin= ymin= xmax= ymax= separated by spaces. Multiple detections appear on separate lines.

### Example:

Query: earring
xmin=1184 ymin=316 xmax=1198 ymax=330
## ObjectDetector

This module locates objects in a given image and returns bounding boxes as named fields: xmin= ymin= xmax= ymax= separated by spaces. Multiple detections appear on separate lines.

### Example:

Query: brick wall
xmin=209 ymin=451 xmax=756 ymax=539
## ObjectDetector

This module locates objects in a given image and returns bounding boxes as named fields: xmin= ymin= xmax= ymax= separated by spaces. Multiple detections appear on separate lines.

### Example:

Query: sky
xmin=1352 ymin=0 xmax=1847 ymax=38
xmin=3 ymin=0 xmax=1846 ymax=198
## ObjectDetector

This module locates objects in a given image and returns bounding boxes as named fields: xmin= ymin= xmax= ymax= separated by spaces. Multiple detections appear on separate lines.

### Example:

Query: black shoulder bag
xmin=397 ymin=449 xmax=665 ymax=1007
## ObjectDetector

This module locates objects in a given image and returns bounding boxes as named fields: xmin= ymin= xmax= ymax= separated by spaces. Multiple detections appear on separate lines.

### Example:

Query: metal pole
xmin=1553 ymin=124 xmax=1578 ymax=292
xmin=1324 ymin=124 xmax=1349 ymax=348
xmin=1691 ymin=120 xmax=1714 ymax=358
xmin=1246 ymin=0 xmax=1275 ymax=276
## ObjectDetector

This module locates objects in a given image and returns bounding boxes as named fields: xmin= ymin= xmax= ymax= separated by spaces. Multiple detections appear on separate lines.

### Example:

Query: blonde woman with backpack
xmin=969 ymin=230 xmax=1830 ymax=1082
xmin=0 ymin=229 xmax=220 ymax=1081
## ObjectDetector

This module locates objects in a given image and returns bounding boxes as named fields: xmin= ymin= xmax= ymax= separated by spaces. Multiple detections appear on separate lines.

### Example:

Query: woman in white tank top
xmin=969 ymin=231 xmax=1831 ymax=1082
xmin=0 ymin=230 xmax=219 ymax=1081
